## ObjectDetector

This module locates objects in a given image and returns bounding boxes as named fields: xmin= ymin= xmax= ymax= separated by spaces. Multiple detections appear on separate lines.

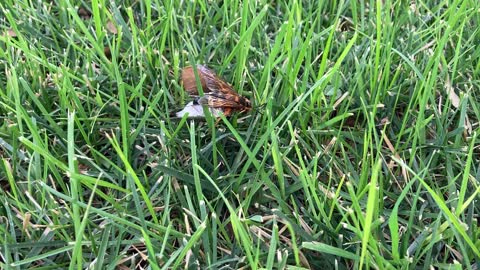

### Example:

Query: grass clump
xmin=1 ymin=0 xmax=479 ymax=269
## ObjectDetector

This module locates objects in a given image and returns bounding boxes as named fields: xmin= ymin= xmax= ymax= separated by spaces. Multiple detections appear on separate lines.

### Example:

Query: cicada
xmin=175 ymin=65 xmax=252 ymax=118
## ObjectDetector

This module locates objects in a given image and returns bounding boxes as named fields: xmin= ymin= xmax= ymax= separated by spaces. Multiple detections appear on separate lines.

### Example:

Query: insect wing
xmin=201 ymin=93 xmax=250 ymax=110
xmin=200 ymin=66 xmax=239 ymax=95
xmin=181 ymin=66 xmax=209 ymax=95
xmin=182 ymin=65 xmax=237 ymax=95
xmin=197 ymin=66 xmax=252 ymax=110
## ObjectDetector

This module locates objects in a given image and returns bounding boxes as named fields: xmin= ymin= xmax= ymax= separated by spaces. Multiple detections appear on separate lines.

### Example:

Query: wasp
xmin=175 ymin=65 xmax=252 ymax=118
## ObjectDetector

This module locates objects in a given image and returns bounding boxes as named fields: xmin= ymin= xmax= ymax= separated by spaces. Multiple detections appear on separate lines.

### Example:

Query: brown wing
xmin=181 ymin=65 xmax=238 ymax=95
xmin=199 ymin=92 xmax=252 ymax=110
xmin=200 ymin=67 xmax=237 ymax=95
xmin=181 ymin=65 xmax=210 ymax=95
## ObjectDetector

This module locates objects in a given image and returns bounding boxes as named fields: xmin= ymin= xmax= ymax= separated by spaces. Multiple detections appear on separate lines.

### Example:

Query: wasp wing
xmin=181 ymin=65 xmax=210 ymax=95
xmin=181 ymin=65 xmax=240 ymax=95
xmin=197 ymin=93 xmax=250 ymax=110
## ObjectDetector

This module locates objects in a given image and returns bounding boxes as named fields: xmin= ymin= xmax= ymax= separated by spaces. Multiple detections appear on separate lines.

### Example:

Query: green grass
xmin=1 ymin=0 xmax=479 ymax=269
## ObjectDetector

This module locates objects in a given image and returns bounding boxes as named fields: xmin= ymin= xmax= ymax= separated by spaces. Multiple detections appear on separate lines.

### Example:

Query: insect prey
xmin=175 ymin=65 xmax=252 ymax=118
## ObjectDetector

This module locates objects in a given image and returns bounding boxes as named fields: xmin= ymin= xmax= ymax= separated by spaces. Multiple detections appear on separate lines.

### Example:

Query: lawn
xmin=1 ymin=0 xmax=479 ymax=269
